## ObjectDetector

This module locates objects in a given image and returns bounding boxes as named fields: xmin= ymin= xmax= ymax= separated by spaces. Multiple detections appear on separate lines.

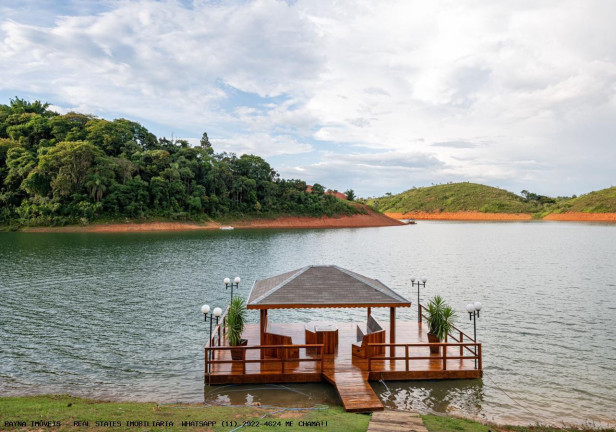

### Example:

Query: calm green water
xmin=1 ymin=222 xmax=615 ymax=426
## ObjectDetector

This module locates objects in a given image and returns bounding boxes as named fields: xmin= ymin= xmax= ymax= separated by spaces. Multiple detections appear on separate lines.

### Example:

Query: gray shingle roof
xmin=247 ymin=265 xmax=411 ymax=309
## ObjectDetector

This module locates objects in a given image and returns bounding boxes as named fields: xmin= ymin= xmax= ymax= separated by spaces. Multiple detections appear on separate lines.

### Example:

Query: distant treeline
xmin=0 ymin=98 xmax=358 ymax=226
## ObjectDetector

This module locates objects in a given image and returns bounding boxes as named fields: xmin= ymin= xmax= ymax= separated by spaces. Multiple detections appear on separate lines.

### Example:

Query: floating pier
xmin=204 ymin=266 xmax=482 ymax=413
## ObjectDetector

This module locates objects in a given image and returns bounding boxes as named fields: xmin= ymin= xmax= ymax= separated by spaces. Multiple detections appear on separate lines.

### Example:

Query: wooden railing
xmin=367 ymin=342 xmax=482 ymax=371
xmin=205 ymin=305 xmax=229 ymax=350
xmin=205 ymin=344 xmax=325 ymax=376
xmin=419 ymin=303 xmax=478 ymax=356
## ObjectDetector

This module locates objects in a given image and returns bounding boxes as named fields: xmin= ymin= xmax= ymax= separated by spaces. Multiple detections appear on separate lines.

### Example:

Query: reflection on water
xmin=2 ymin=222 xmax=616 ymax=426
xmin=374 ymin=380 xmax=484 ymax=420
xmin=203 ymin=383 xmax=339 ymax=408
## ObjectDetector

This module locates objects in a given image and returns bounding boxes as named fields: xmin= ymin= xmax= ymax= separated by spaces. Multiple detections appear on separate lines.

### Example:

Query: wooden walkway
xmin=368 ymin=410 xmax=428 ymax=432
xmin=205 ymin=320 xmax=481 ymax=412
xmin=323 ymin=370 xmax=383 ymax=412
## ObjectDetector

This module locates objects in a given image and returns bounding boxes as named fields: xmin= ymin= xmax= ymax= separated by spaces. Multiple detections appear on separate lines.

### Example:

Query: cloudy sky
xmin=1 ymin=0 xmax=615 ymax=198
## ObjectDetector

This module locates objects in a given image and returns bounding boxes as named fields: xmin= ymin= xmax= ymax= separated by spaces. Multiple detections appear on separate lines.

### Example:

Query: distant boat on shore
xmin=220 ymin=226 xmax=234 ymax=230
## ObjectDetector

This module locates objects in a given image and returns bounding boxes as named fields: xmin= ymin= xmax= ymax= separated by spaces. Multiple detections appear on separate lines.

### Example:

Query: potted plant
xmin=226 ymin=296 xmax=248 ymax=360
xmin=424 ymin=295 xmax=456 ymax=354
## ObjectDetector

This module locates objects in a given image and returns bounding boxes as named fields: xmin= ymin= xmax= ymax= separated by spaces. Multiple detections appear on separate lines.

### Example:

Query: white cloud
xmin=1 ymin=0 xmax=616 ymax=196
xmin=215 ymin=134 xmax=312 ymax=158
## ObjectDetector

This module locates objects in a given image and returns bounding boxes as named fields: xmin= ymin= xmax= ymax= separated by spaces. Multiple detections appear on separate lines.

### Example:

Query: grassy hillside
xmin=552 ymin=186 xmax=616 ymax=213
xmin=366 ymin=182 xmax=542 ymax=214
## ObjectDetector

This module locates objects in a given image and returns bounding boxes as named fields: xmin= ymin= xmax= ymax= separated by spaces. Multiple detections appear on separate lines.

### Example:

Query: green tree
xmin=38 ymin=141 xmax=105 ymax=198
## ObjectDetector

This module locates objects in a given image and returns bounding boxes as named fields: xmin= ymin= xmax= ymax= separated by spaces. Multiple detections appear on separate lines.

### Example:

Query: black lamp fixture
xmin=411 ymin=276 xmax=427 ymax=323
xmin=466 ymin=301 xmax=482 ymax=368
xmin=201 ymin=304 xmax=222 ymax=373
xmin=224 ymin=276 xmax=241 ymax=302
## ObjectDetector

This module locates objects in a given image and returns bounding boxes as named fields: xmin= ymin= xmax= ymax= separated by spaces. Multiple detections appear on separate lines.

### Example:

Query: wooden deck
xmin=205 ymin=320 xmax=481 ymax=413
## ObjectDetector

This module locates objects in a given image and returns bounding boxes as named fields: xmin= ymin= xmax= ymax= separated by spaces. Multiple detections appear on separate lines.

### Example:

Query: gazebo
xmin=206 ymin=265 xmax=483 ymax=412
xmin=247 ymin=265 xmax=412 ymax=353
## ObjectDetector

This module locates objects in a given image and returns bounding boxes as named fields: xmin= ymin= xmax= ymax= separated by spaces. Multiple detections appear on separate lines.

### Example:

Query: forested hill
xmin=0 ymin=98 xmax=358 ymax=227
xmin=366 ymin=182 xmax=546 ymax=214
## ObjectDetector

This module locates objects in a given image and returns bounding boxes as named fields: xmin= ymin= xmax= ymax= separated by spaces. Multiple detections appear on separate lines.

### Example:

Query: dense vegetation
xmin=0 ymin=98 xmax=359 ymax=227
xmin=365 ymin=182 xmax=544 ymax=214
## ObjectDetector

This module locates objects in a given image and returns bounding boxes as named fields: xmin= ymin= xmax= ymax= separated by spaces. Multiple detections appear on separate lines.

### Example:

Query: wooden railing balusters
xmin=364 ymin=341 xmax=481 ymax=373
xmin=405 ymin=345 xmax=409 ymax=371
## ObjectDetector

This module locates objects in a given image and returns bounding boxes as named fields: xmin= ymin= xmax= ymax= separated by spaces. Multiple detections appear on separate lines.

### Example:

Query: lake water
xmin=1 ymin=222 xmax=615 ymax=426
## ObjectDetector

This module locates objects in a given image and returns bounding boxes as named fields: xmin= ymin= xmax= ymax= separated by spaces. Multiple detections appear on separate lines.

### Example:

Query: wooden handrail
xmin=418 ymin=303 xmax=476 ymax=356
xmin=366 ymin=342 xmax=482 ymax=372
xmin=205 ymin=344 xmax=324 ymax=376
xmin=205 ymin=305 xmax=230 ymax=349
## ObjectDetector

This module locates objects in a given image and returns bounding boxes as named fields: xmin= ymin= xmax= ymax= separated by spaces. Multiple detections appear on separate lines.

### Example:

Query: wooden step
xmin=368 ymin=410 xmax=428 ymax=432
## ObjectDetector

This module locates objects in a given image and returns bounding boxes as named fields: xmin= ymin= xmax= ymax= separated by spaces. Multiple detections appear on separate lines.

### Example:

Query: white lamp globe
xmin=410 ymin=277 xmax=416 ymax=282
xmin=224 ymin=277 xmax=230 ymax=285
xmin=234 ymin=276 xmax=241 ymax=284
xmin=201 ymin=304 xmax=210 ymax=314
xmin=213 ymin=307 xmax=223 ymax=317
xmin=421 ymin=277 xmax=428 ymax=283
xmin=466 ymin=303 xmax=475 ymax=313
xmin=474 ymin=301 xmax=482 ymax=311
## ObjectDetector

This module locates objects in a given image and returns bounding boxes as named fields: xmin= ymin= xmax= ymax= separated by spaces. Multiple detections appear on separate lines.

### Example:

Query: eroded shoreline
xmin=21 ymin=212 xmax=404 ymax=233
xmin=386 ymin=211 xmax=616 ymax=222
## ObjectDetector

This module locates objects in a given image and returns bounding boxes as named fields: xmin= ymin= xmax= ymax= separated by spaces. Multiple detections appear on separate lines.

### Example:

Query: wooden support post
xmin=460 ymin=332 xmax=464 ymax=357
xmin=443 ymin=343 xmax=447 ymax=370
xmin=405 ymin=345 xmax=409 ymax=371
xmin=390 ymin=307 xmax=396 ymax=358
xmin=260 ymin=309 xmax=267 ymax=360
xmin=260 ymin=309 xmax=267 ymax=345
xmin=477 ymin=344 xmax=482 ymax=370
xmin=367 ymin=307 xmax=371 ymax=320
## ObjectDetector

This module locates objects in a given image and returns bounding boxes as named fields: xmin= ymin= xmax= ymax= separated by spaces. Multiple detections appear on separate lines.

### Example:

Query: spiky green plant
xmin=225 ymin=296 xmax=247 ymax=346
xmin=424 ymin=295 xmax=456 ymax=341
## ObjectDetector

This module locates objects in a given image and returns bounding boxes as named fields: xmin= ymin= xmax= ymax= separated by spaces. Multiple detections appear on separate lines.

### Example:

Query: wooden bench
xmin=262 ymin=330 xmax=300 ymax=359
xmin=352 ymin=315 xmax=386 ymax=358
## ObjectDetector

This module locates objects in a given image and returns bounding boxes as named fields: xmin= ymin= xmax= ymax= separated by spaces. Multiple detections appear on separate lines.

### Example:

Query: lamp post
xmin=411 ymin=276 xmax=427 ymax=323
xmin=466 ymin=301 xmax=482 ymax=368
xmin=224 ymin=276 xmax=241 ymax=303
xmin=201 ymin=304 xmax=222 ymax=374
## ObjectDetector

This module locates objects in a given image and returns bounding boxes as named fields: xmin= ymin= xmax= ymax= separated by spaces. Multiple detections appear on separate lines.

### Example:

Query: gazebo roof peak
xmin=247 ymin=265 xmax=411 ymax=309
